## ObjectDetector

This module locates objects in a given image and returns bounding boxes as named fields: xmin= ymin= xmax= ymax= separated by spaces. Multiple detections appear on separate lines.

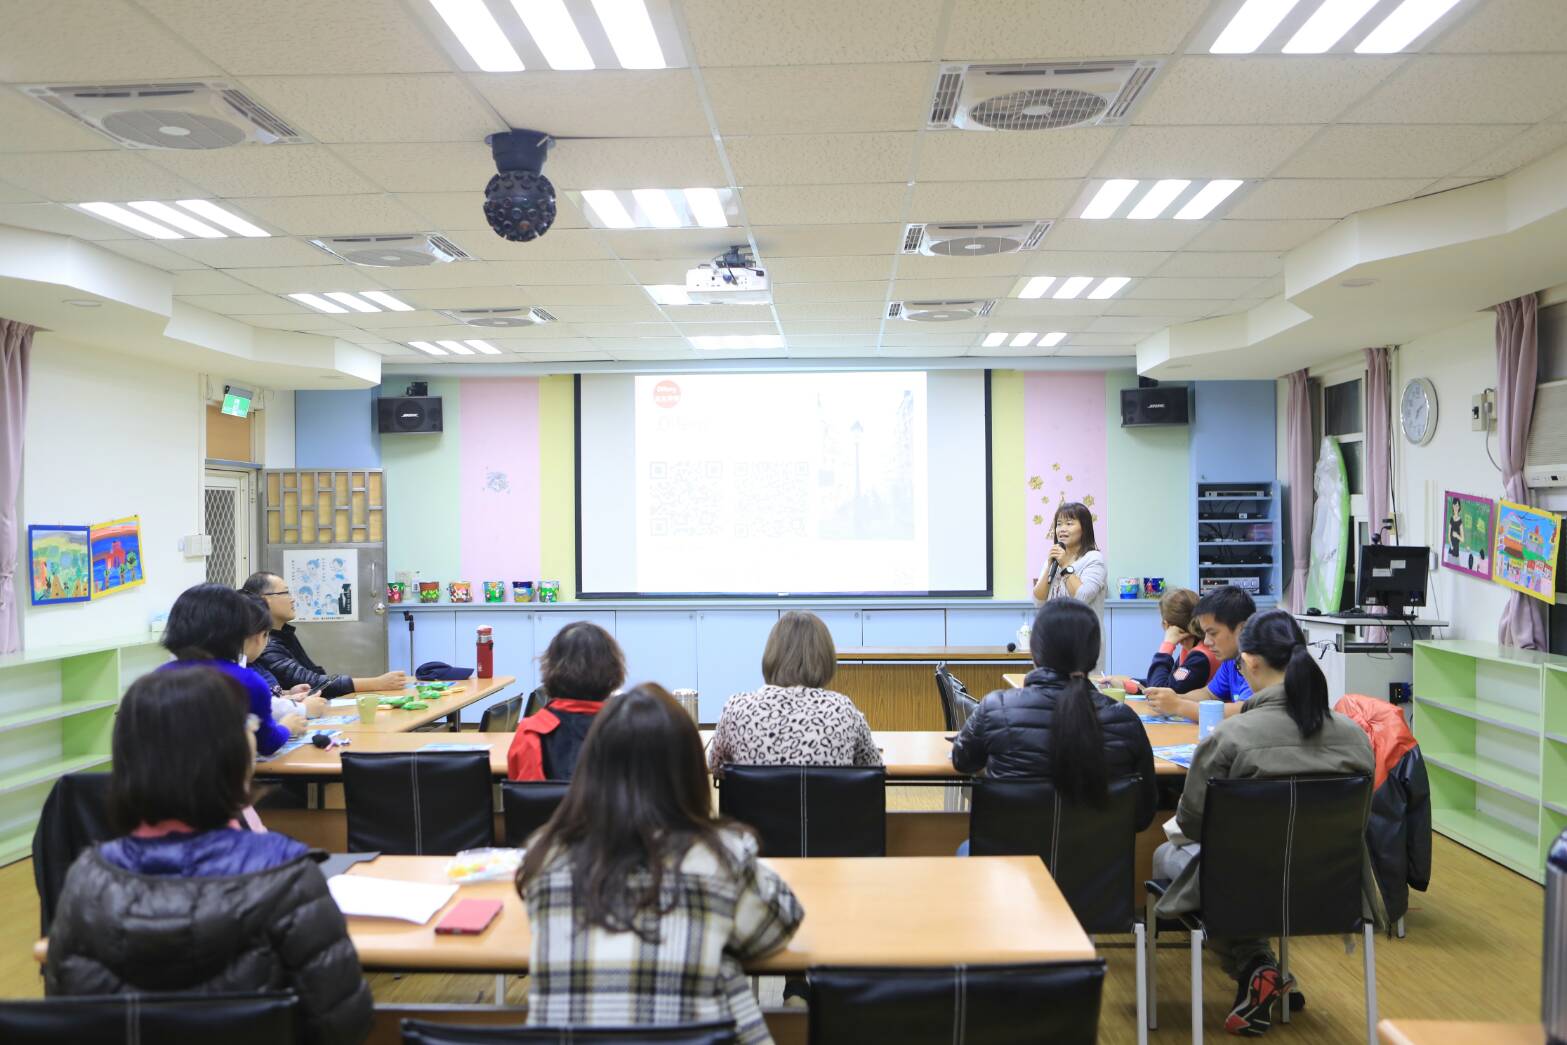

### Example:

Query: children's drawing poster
xmin=28 ymin=525 xmax=91 ymax=605
xmin=89 ymin=516 xmax=144 ymax=599
xmin=1440 ymin=491 xmax=1494 ymax=580
xmin=1491 ymin=500 xmax=1560 ymax=604
xmin=283 ymin=549 xmax=359 ymax=623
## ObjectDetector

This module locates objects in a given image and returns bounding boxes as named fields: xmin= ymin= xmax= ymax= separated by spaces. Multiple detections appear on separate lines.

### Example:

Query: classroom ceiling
xmin=2 ymin=0 xmax=1567 ymax=373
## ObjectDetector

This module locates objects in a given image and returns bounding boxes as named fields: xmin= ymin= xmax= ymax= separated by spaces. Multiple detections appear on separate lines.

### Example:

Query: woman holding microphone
xmin=1032 ymin=501 xmax=1108 ymax=672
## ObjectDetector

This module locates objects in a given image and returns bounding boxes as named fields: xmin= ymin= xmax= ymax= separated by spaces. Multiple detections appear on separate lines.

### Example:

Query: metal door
xmin=204 ymin=468 xmax=256 ymax=587
xmin=259 ymin=469 xmax=389 ymax=679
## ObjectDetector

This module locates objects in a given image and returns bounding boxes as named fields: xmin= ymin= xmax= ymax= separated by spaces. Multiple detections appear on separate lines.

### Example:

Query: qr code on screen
xmin=648 ymin=460 xmax=723 ymax=537
xmin=730 ymin=461 xmax=809 ymax=539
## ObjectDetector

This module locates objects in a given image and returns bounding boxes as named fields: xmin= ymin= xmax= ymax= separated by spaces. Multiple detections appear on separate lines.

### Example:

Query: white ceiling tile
xmin=0 ymin=203 xmax=128 ymax=240
xmin=917 ymin=128 xmax=1117 ymax=181
xmin=1420 ymin=176 xmax=1495 ymax=195
xmin=771 ymin=280 xmax=890 ymax=303
xmin=1134 ymin=57 xmax=1402 ymax=126
xmin=1061 ymin=332 xmax=1141 ymax=347
xmin=471 ymin=71 xmax=710 ymax=138
xmin=907 ymin=180 xmax=1080 ymax=222
xmin=0 ymin=0 xmax=219 ymax=81
xmin=893 ymin=253 xmax=1026 ymax=279
xmin=889 ymin=277 xmax=1017 ymax=299
xmin=1251 ymin=275 xmax=1285 ymax=298
xmin=236 ymin=194 xmax=433 ymax=237
xmin=775 ymin=301 xmax=888 ymax=322
xmin=231 ymin=313 xmax=356 ymax=331
xmin=587 ymin=337 xmax=686 ymax=353
xmin=400 ymin=191 xmax=587 ymax=231
xmin=1019 ymin=250 xmax=1173 ymax=277
xmin=1088 ymin=314 xmax=1185 ymax=334
xmin=1152 ymin=252 xmax=1284 ymax=278
xmin=171 ymin=269 xmax=260 ymax=294
xmin=705 ymin=64 xmax=935 ymax=134
xmin=579 ymin=322 xmax=690 ymax=338
xmin=0 ymin=178 xmax=41 ymax=204
xmin=780 ymin=320 xmax=886 ymax=335
xmin=0 ymin=151 xmax=202 ymax=203
xmin=225 ymin=265 xmax=388 ymax=293
xmin=785 ymin=334 xmax=881 ymax=351
xmin=1461 ymin=123 xmax=1567 ymax=176
xmin=1039 ymin=219 xmax=1204 ymax=252
xmin=877 ymin=342 xmax=973 ymax=356
xmin=681 ymin=0 xmax=945 ymax=66
xmin=155 ymin=236 xmax=331 ymax=268
xmin=726 ymin=133 xmax=916 ymax=186
xmin=1104 ymin=298 xmax=1230 ymax=317
xmin=1275 ymin=124 xmax=1523 ymax=178
xmin=658 ymin=304 xmax=767 ymax=323
xmin=619 ymin=260 xmax=694 ymax=284
xmin=1225 ymin=178 xmax=1434 ymax=220
xmin=987 ymin=299 xmax=1109 ymax=318
xmin=135 ymin=0 xmax=451 ymax=74
xmin=548 ymin=138 xmax=727 ymax=190
xmin=330 ymin=142 xmax=494 ymax=194
xmin=1095 ymin=125 xmax=1320 ymax=178
xmin=1128 ymin=277 xmax=1267 ymax=300
xmin=755 ymin=223 xmax=904 ymax=258
xmin=456 ymin=230 xmax=614 ymax=263
xmin=767 ymin=255 xmax=896 ymax=283
xmin=241 ymin=75 xmax=501 ymax=144
xmin=742 ymin=183 xmax=909 ymax=226
xmin=94 ymin=239 xmax=208 ymax=269
xmin=393 ymin=287 xmax=536 ymax=310
xmin=596 ymin=228 xmax=738 ymax=261
xmin=336 ymin=310 xmax=446 ymax=329
xmin=1181 ymin=219 xmax=1334 ymax=252
xmin=1436 ymin=0 xmax=1567 ymax=54
xmin=145 ymin=145 xmax=380 ymax=198
xmin=175 ymin=293 xmax=308 ymax=315
xmin=944 ymin=0 xmax=1209 ymax=59
xmin=1053 ymin=345 xmax=1135 ymax=357
xmin=0 ymin=90 xmax=117 ymax=154
xmin=1345 ymin=56 xmax=1567 ymax=126
xmin=519 ymin=284 xmax=650 ymax=307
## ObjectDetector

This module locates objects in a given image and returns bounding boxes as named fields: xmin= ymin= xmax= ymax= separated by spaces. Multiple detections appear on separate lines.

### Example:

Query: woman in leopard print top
xmin=707 ymin=612 xmax=881 ymax=773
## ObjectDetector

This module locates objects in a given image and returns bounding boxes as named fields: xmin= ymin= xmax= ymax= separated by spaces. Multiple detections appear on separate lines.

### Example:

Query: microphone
xmin=1006 ymin=642 xmax=1017 ymax=653
xmin=1045 ymin=533 xmax=1064 ymax=587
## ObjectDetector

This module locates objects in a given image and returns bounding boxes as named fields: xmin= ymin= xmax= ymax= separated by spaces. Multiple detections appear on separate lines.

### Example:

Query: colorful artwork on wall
xmin=89 ymin=515 xmax=144 ymax=598
xmin=283 ymin=548 xmax=359 ymax=622
xmin=1440 ymin=491 xmax=1494 ymax=580
xmin=28 ymin=525 xmax=92 ymax=605
xmin=1491 ymin=500 xmax=1560 ymax=604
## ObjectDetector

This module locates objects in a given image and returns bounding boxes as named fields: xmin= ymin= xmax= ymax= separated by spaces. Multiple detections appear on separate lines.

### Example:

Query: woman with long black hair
xmin=1151 ymin=609 xmax=1381 ymax=1037
xmin=1032 ymin=500 xmax=1108 ymax=671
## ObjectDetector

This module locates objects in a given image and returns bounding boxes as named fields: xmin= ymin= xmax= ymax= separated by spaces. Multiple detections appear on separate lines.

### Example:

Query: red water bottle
xmin=476 ymin=625 xmax=494 ymax=679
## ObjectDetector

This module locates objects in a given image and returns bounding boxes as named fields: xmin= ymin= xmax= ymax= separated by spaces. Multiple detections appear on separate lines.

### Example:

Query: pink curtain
xmin=0 ymin=319 xmax=35 ymax=655
xmin=1363 ymin=347 xmax=1391 ymax=543
xmin=1285 ymin=369 xmax=1312 ymax=612
xmin=1496 ymin=295 xmax=1547 ymax=649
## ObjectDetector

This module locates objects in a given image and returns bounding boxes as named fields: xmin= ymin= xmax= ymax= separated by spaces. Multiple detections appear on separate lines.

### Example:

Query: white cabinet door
xmin=860 ymin=609 xmax=945 ymax=646
xmin=616 ymin=611 xmax=700 ymax=698
xmin=695 ymin=610 xmax=781 ymax=722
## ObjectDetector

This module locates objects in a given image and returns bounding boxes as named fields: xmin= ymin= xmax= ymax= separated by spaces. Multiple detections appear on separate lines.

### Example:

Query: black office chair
xmin=31 ymin=771 xmax=113 ymax=935
xmin=500 ymin=780 xmax=571 ymax=846
xmin=0 ymin=991 xmax=299 ymax=1044
xmin=522 ymin=685 xmax=549 ymax=718
xmin=342 ymin=751 xmax=495 ymax=854
xmin=717 ymin=765 xmax=886 ymax=857
xmin=401 ymin=1020 xmax=737 ymax=1044
xmin=1145 ymin=774 xmax=1377 ymax=1045
xmin=933 ymin=664 xmax=980 ymax=732
xmin=807 ymin=960 xmax=1106 ymax=1045
xmin=478 ymin=693 xmax=524 ymax=733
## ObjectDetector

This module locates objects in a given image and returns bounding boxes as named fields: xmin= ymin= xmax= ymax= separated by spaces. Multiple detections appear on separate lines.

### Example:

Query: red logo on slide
xmin=653 ymin=380 xmax=681 ymax=408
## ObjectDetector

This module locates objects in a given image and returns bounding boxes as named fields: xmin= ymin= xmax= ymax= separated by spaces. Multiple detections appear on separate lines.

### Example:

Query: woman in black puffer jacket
xmin=951 ymin=599 xmax=1158 ymax=829
xmin=44 ymin=666 xmax=371 ymax=1045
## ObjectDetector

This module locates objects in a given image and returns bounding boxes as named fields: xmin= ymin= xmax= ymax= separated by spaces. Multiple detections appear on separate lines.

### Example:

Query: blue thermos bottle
xmin=1547 ymin=829 xmax=1567 ymax=1044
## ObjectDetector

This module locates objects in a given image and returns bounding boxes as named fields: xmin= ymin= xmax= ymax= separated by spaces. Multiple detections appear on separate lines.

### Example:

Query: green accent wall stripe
xmin=990 ymin=370 xmax=1027 ymax=598
xmin=382 ymin=378 xmax=463 ymax=582
xmin=1104 ymin=370 xmax=1193 ymax=587
xmin=538 ymin=375 xmax=577 ymax=601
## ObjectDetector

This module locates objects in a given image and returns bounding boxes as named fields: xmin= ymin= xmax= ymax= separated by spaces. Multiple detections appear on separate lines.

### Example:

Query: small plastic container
xmin=446 ymin=848 xmax=524 ymax=884
xmin=356 ymin=693 xmax=378 ymax=724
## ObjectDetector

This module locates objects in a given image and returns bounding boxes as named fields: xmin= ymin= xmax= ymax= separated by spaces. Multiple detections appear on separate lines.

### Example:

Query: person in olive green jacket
xmin=1152 ymin=609 xmax=1385 ymax=1037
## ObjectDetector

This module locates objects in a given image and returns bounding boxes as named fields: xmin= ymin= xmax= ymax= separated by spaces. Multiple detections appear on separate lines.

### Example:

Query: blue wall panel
xmin=1191 ymin=381 xmax=1275 ymax=483
xmin=296 ymin=389 xmax=381 ymax=469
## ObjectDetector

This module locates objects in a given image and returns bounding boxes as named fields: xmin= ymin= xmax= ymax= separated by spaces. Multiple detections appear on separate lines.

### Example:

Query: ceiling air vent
xmin=22 ymin=81 xmax=304 ymax=149
xmin=435 ymin=307 xmax=554 ymax=328
xmin=927 ymin=68 xmax=964 ymax=126
xmin=309 ymin=233 xmax=472 ymax=268
xmin=901 ymin=220 xmax=1052 ymax=257
xmin=928 ymin=60 xmax=1162 ymax=131
xmin=891 ymin=300 xmax=995 ymax=322
xmin=885 ymin=301 xmax=903 ymax=320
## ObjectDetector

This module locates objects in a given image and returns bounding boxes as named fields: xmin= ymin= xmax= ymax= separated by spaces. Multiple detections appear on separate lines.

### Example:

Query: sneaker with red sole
xmin=1225 ymin=959 xmax=1286 ymax=1036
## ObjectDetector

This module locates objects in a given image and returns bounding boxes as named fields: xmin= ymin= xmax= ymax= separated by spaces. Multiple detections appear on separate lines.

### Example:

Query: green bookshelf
xmin=1413 ymin=640 xmax=1567 ymax=884
xmin=0 ymin=637 xmax=168 ymax=866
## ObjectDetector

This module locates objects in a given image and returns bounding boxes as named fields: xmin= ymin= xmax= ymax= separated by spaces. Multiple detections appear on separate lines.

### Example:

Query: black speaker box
xmin=1119 ymin=386 xmax=1190 ymax=427
xmin=376 ymin=396 xmax=443 ymax=433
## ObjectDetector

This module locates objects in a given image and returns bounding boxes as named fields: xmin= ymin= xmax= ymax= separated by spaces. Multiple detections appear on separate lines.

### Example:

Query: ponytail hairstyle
xmin=1238 ymin=609 xmax=1328 ymax=738
xmin=1029 ymin=599 xmax=1109 ymax=806
xmin=1157 ymin=587 xmax=1202 ymax=641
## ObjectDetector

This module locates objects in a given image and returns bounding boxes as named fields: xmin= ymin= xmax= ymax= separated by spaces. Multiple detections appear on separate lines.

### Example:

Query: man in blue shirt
xmin=1147 ymin=586 xmax=1255 ymax=722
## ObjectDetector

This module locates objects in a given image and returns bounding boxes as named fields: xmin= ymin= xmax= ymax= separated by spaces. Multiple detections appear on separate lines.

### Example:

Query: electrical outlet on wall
xmin=1471 ymin=388 xmax=1496 ymax=431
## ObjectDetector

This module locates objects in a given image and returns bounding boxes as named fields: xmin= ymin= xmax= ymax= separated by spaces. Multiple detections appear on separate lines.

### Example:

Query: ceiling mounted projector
xmin=483 ymin=129 xmax=556 ymax=242
xmin=685 ymin=246 xmax=770 ymax=305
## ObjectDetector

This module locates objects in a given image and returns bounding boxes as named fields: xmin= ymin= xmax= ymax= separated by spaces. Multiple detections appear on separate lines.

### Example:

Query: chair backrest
xmin=478 ymin=693 xmax=524 ymax=733
xmin=31 ymin=771 xmax=114 ymax=935
xmin=522 ymin=685 xmax=549 ymax=718
xmin=342 ymin=751 xmax=495 ymax=854
xmin=400 ymin=1019 xmax=738 ymax=1044
xmin=718 ymin=765 xmax=886 ymax=857
xmin=0 ymin=991 xmax=299 ymax=1045
xmin=500 ymin=780 xmax=571 ymax=846
xmin=1199 ymin=774 xmax=1373 ymax=940
xmin=968 ymin=775 xmax=1140 ymax=934
xmin=933 ymin=664 xmax=979 ymax=732
xmin=807 ymin=960 xmax=1105 ymax=1045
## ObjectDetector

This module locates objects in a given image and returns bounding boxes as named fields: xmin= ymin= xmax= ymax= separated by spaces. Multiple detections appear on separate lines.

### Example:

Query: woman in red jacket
xmin=508 ymin=622 xmax=626 ymax=781
xmin=1102 ymin=587 xmax=1216 ymax=696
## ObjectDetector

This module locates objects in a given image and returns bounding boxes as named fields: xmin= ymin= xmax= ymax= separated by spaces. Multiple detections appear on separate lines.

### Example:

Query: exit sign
xmin=221 ymin=391 xmax=251 ymax=417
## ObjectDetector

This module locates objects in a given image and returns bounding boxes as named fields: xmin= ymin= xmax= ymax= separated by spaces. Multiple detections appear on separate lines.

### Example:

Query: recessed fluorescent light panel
xmin=1052 ymin=277 xmax=1094 ymax=300
xmin=408 ymin=341 xmax=448 ymax=356
xmin=981 ymin=332 xmax=1007 ymax=348
xmin=429 ymin=0 xmax=678 ymax=71
xmin=1211 ymin=0 xmax=1302 ymax=52
xmin=1087 ymin=277 xmax=1131 ymax=300
xmin=428 ymin=0 xmax=524 ymax=70
xmin=983 ymin=332 xmax=1068 ymax=350
xmin=288 ymin=291 xmax=413 ymax=314
xmin=1284 ymin=0 xmax=1379 ymax=51
xmin=688 ymin=334 xmax=785 ymax=350
xmin=1208 ymin=0 xmax=1462 ymax=54
xmin=464 ymin=339 xmax=503 ymax=355
xmin=1081 ymin=180 xmax=1139 ymax=220
xmin=1013 ymin=275 xmax=1131 ymax=300
xmin=1009 ymin=332 xmax=1038 ymax=347
xmin=1078 ymin=179 xmax=1246 ymax=221
xmin=513 ymin=0 xmax=594 ymax=69
xmin=436 ymin=340 xmax=476 ymax=355
xmin=578 ymin=188 xmax=736 ymax=230
xmin=1039 ymin=332 xmax=1068 ymax=348
xmin=644 ymin=285 xmax=693 ymax=306
xmin=1018 ymin=276 xmax=1056 ymax=300
xmin=73 ymin=199 xmax=270 ymax=240
xmin=590 ymin=0 xmax=667 ymax=68
xmin=1127 ymin=179 xmax=1191 ymax=219
xmin=1356 ymin=0 xmax=1463 ymax=52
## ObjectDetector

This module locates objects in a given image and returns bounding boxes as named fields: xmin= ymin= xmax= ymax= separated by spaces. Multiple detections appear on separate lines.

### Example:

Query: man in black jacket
xmin=242 ymin=572 xmax=407 ymax=698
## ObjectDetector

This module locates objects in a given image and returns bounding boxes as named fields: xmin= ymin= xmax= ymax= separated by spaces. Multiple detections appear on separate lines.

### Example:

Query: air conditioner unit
xmin=887 ymin=300 xmax=996 ymax=322
xmin=902 ymin=220 xmax=1051 ymax=257
xmin=22 ymin=81 xmax=304 ymax=149
xmin=309 ymin=234 xmax=471 ymax=268
xmin=1525 ymin=378 xmax=1567 ymax=487
xmin=928 ymin=60 xmax=1162 ymax=131
xmin=435 ymin=307 xmax=556 ymax=328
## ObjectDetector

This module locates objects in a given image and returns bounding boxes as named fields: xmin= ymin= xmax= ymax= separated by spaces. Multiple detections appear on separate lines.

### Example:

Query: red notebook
xmin=434 ymin=899 xmax=503 ymax=935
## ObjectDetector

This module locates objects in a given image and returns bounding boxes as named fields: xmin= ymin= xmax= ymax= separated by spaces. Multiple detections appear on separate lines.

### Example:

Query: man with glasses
xmin=241 ymin=572 xmax=408 ymax=698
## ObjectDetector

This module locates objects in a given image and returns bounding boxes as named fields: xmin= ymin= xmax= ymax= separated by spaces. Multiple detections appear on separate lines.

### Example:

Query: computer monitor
xmin=1357 ymin=544 xmax=1429 ymax=619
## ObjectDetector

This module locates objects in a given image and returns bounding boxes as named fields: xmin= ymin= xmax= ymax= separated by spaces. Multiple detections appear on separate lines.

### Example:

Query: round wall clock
xmin=1400 ymin=377 xmax=1438 ymax=445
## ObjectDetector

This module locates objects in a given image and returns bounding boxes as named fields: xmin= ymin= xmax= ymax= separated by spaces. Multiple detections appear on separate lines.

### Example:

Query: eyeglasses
xmin=264 ymin=589 xmax=290 ymax=597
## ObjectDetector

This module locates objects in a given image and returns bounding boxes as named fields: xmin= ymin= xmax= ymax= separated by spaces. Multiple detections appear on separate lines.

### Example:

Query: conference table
xmin=304 ymin=676 xmax=516 ymax=734
xmin=1376 ymin=1021 xmax=1545 ymax=1045
xmin=837 ymin=646 xmax=1033 ymax=730
xmin=343 ymin=854 xmax=1094 ymax=974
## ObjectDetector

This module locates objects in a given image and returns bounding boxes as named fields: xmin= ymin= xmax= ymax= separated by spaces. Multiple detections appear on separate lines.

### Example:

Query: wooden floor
xmin=0 ymin=833 xmax=1543 ymax=1042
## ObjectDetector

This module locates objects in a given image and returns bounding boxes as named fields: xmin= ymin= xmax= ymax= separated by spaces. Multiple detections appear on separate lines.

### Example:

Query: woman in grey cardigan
xmin=1032 ymin=501 xmax=1107 ymax=672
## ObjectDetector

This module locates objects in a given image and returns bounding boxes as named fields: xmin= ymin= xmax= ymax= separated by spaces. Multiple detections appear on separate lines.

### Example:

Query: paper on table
xmin=1152 ymin=743 xmax=1197 ymax=768
xmin=309 ymin=714 xmax=360 ymax=726
xmin=328 ymin=874 xmax=456 ymax=924
xmin=328 ymin=697 xmax=358 ymax=708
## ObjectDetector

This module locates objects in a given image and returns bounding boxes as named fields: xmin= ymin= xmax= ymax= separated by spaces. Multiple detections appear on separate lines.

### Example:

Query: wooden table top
xmin=332 ymin=676 xmax=516 ymax=733
xmin=840 ymin=647 xmax=1032 ymax=662
xmin=343 ymin=854 xmax=1094 ymax=973
xmin=1377 ymin=1020 xmax=1545 ymax=1045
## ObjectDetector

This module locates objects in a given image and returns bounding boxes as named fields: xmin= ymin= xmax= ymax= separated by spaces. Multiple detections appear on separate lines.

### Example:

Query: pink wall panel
xmin=1022 ymin=371 xmax=1108 ymax=585
xmin=459 ymin=378 xmax=542 ymax=584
